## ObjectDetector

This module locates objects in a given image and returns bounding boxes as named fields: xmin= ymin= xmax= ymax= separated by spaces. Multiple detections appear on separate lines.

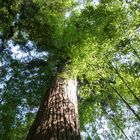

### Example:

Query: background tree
xmin=0 ymin=0 xmax=140 ymax=139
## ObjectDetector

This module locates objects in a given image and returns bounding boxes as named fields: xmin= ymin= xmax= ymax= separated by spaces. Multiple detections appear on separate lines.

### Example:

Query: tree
xmin=0 ymin=0 xmax=140 ymax=139
xmin=26 ymin=76 xmax=80 ymax=140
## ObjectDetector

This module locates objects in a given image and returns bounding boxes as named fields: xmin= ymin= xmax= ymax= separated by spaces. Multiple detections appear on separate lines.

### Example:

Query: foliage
xmin=0 ymin=0 xmax=140 ymax=139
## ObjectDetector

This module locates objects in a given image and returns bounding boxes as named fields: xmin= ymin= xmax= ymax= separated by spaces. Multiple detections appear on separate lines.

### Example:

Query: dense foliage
xmin=0 ymin=0 xmax=140 ymax=139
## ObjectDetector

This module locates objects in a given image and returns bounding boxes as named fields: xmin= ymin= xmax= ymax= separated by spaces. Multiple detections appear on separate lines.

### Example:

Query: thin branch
xmin=99 ymin=73 xmax=140 ymax=122
xmin=130 ymin=46 xmax=140 ymax=60
xmin=103 ymin=109 xmax=130 ymax=140
xmin=26 ymin=59 xmax=48 ymax=68
xmin=104 ymin=54 xmax=140 ymax=104
xmin=0 ymin=81 xmax=10 ymax=105
xmin=110 ymin=62 xmax=140 ymax=104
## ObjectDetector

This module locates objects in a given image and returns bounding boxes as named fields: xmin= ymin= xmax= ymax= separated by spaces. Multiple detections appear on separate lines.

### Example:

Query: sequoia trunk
xmin=26 ymin=76 xmax=80 ymax=140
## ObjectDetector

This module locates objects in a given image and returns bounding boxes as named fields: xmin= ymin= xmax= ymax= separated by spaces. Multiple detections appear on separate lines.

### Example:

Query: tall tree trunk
xmin=26 ymin=75 xmax=80 ymax=140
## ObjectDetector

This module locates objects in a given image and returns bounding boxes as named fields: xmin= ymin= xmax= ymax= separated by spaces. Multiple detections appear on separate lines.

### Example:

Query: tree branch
xmin=99 ymin=73 xmax=140 ymax=122
xmin=102 ymin=108 xmax=130 ymax=140
xmin=104 ymin=54 xmax=140 ymax=104
xmin=26 ymin=59 xmax=48 ymax=68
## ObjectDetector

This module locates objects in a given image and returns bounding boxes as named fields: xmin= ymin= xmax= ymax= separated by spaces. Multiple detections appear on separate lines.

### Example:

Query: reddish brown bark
xmin=26 ymin=76 xmax=80 ymax=140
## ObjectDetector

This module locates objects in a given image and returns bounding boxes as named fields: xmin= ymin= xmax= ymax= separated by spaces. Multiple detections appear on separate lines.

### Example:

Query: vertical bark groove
xmin=26 ymin=76 xmax=80 ymax=140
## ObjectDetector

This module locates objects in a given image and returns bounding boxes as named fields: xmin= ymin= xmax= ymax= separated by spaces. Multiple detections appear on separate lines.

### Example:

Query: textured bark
xmin=26 ymin=76 xmax=80 ymax=140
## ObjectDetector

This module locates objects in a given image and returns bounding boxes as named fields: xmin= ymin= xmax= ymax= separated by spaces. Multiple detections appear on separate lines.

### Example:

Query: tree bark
xmin=26 ymin=75 xmax=80 ymax=140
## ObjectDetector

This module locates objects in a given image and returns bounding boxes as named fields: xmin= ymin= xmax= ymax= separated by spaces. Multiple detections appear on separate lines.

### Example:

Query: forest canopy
xmin=0 ymin=0 xmax=140 ymax=139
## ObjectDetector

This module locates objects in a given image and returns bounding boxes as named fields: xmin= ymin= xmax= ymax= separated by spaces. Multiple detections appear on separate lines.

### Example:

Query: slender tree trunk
xmin=26 ymin=75 xmax=80 ymax=140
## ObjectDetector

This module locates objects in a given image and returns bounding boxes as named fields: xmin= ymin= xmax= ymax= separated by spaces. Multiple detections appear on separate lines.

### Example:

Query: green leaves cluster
xmin=0 ymin=0 xmax=140 ymax=139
